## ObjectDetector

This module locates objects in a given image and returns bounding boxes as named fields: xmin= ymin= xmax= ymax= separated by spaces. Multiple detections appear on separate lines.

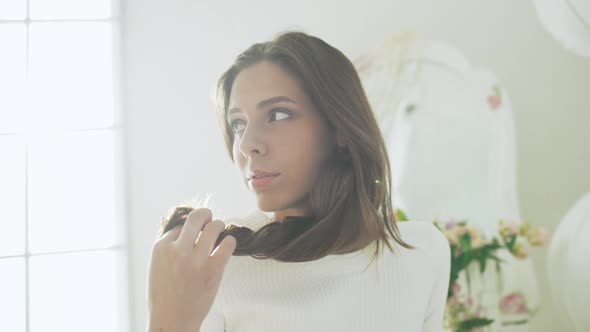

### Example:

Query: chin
xmin=255 ymin=193 xmax=280 ymax=212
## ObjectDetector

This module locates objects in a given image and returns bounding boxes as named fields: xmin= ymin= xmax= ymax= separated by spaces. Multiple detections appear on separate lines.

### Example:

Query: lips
xmin=249 ymin=174 xmax=279 ymax=189
xmin=247 ymin=169 xmax=280 ymax=189
xmin=248 ymin=169 xmax=280 ymax=180
xmin=251 ymin=174 xmax=278 ymax=179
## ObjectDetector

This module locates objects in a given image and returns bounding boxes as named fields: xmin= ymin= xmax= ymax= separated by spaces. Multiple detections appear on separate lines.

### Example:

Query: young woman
xmin=147 ymin=31 xmax=451 ymax=332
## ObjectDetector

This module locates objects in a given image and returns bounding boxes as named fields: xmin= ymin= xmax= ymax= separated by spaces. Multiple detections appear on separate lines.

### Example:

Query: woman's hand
xmin=147 ymin=208 xmax=237 ymax=332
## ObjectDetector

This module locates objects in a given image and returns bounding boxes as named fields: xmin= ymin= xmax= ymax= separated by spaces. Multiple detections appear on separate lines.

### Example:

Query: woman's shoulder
xmin=394 ymin=220 xmax=451 ymax=269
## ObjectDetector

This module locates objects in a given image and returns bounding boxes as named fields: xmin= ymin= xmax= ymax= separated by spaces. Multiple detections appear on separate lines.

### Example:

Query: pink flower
xmin=444 ymin=220 xmax=459 ymax=230
xmin=452 ymin=224 xmax=469 ymax=238
xmin=499 ymin=219 xmax=520 ymax=239
xmin=487 ymin=95 xmax=502 ymax=110
xmin=525 ymin=227 xmax=548 ymax=247
xmin=467 ymin=227 xmax=487 ymax=248
xmin=500 ymin=292 xmax=528 ymax=314
xmin=453 ymin=282 xmax=461 ymax=294
xmin=518 ymin=221 xmax=532 ymax=237
xmin=512 ymin=241 xmax=530 ymax=259
xmin=487 ymin=85 xmax=502 ymax=110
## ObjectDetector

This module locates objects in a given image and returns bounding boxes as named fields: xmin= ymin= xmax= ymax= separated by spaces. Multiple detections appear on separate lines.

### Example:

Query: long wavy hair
xmin=160 ymin=30 xmax=414 ymax=264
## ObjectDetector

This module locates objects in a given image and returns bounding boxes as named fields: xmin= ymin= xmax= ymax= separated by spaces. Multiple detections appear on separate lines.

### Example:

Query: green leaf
xmin=459 ymin=234 xmax=472 ymax=252
xmin=506 ymin=235 xmax=517 ymax=250
xmin=433 ymin=221 xmax=444 ymax=232
xmin=457 ymin=318 xmax=495 ymax=330
xmin=395 ymin=208 xmax=409 ymax=221
xmin=478 ymin=252 xmax=488 ymax=273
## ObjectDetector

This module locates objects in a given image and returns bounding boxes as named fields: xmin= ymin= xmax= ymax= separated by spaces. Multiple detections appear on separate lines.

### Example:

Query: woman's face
xmin=228 ymin=61 xmax=336 ymax=221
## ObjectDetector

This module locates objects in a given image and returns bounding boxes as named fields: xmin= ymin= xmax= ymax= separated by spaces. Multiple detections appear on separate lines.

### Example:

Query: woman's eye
xmin=270 ymin=109 xmax=291 ymax=122
xmin=230 ymin=109 xmax=291 ymax=133
xmin=230 ymin=120 xmax=245 ymax=133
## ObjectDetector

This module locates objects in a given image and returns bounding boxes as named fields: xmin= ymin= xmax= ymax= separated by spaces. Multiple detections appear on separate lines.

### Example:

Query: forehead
xmin=228 ymin=61 xmax=308 ymax=109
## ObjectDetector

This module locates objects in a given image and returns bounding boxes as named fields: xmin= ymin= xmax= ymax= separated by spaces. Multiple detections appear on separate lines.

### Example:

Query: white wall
xmin=122 ymin=1 xmax=590 ymax=331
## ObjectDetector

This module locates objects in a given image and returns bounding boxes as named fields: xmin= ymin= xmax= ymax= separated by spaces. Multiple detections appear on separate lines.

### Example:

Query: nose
xmin=237 ymin=122 xmax=267 ymax=157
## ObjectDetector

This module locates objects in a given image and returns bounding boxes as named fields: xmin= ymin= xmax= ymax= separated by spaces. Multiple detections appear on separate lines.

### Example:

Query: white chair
xmin=534 ymin=0 xmax=590 ymax=57
xmin=547 ymin=190 xmax=590 ymax=332
xmin=356 ymin=32 xmax=540 ymax=331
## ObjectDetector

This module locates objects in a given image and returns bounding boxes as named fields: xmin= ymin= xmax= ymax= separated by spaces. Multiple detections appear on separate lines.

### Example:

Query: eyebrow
xmin=226 ymin=96 xmax=296 ymax=120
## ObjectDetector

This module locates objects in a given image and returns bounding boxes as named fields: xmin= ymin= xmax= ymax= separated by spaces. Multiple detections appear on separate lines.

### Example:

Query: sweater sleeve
xmin=422 ymin=224 xmax=451 ymax=332
xmin=199 ymin=293 xmax=225 ymax=332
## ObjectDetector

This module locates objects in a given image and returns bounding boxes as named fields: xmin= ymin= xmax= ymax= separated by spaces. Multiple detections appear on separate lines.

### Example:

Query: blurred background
xmin=0 ymin=0 xmax=588 ymax=331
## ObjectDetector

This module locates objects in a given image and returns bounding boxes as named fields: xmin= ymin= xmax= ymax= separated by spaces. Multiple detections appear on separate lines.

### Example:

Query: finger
xmin=210 ymin=235 xmax=237 ymax=267
xmin=175 ymin=208 xmax=212 ymax=252
xmin=159 ymin=224 xmax=182 ymax=243
xmin=193 ymin=219 xmax=227 ymax=261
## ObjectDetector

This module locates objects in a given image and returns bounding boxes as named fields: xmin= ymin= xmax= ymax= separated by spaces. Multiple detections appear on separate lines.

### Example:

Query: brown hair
xmin=160 ymin=30 xmax=413 ymax=264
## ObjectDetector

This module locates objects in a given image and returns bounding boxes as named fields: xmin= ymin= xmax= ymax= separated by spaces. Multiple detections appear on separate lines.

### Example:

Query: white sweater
xmin=200 ymin=210 xmax=451 ymax=332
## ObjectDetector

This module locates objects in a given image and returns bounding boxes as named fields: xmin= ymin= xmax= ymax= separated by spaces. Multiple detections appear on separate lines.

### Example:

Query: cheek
xmin=284 ymin=130 xmax=330 ymax=181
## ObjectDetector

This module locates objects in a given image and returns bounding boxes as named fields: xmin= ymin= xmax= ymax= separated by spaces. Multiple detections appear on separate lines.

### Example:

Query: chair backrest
xmin=356 ymin=32 xmax=541 ymax=328
xmin=534 ymin=0 xmax=590 ymax=57
xmin=357 ymin=32 xmax=520 ymax=238
xmin=547 ymin=190 xmax=590 ymax=331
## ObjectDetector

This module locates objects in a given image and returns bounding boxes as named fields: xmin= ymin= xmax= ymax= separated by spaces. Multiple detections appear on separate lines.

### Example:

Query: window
xmin=0 ymin=1 xmax=130 ymax=331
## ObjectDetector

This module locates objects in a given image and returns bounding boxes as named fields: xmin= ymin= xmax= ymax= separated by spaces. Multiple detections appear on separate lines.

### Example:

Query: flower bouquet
xmin=394 ymin=209 xmax=547 ymax=332
xmin=434 ymin=217 xmax=547 ymax=332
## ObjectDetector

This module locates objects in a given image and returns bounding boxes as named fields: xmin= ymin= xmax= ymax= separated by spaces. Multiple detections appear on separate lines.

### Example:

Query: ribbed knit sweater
xmin=200 ymin=210 xmax=451 ymax=332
